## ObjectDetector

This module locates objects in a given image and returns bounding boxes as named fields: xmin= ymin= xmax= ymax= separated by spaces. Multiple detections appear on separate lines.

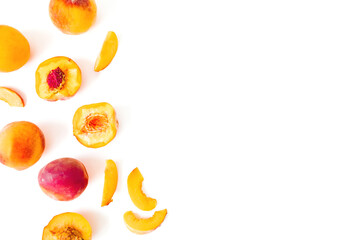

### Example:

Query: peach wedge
xmin=42 ymin=212 xmax=92 ymax=240
xmin=127 ymin=167 xmax=157 ymax=211
xmin=0 ymin=87 xmax=24 ymax=107
xmin=73 ymin=102 xmax=118 ymax=148
xmin=124 ymin=209 xmax=167 ymax=234
xmin=94 ymin=31 xmax=118 ymax=72
xmin=101 ymin=159 xmax=118 ymax=207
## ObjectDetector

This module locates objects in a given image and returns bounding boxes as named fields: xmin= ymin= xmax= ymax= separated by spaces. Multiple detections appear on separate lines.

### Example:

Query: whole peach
xmin=49 ymin=0 xmax=97 ymax=35
xmin=0 ymin=121 xmax=45 ymax=170
xmin=38 ymin=158 xmax=88 ymax=201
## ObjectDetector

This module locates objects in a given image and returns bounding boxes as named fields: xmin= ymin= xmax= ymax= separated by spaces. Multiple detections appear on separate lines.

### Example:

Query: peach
xmin=0 ymin=87 xmax=24 ymax=107
xmin=38 ymin=158 xmax=88 ymax=201
xmin=49 ymin=0 xmax=97 ymax=35
xmin=43 ymin=212 xmax=92 ymax=240
xmin=0 ymin=121 xmax=45 ymax=170
xmin=94 ymin=31 xmax=118 ymax=72
xmin=101 ymin=159 xmax=118 ymax=207
xmin=124 ymin=209 xmax=167 ymax=234
xmin=35 ymin=56 xmax=81 ymax=101
xmin=0 ymin=25 xmax=30 ymax=72
xmin=127 ymin=167 xmax=157 ymax=211
xmin=73 ymin=102 xmax=118 ymax=148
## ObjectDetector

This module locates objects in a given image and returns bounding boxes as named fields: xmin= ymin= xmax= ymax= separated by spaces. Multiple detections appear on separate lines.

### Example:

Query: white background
xmin=0 ymin=0 xmax=360 ymax=239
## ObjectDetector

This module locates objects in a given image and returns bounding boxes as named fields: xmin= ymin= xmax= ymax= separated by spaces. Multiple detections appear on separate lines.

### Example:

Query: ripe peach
xmin=38 ymin=158 xmax=88 ymax=201
xmin=73 ymin=102 xmax=118 ymax=148
xmin=0 ymin=121 xmax=45 ymax=170
xmin=49 ymin=0 xmax=97 ymax=35
xmin=0 ymin=25 xmax=30 ymax=72
xmin=43 ymin=212 xmax=92 ymax=240
xmin=35 ymin=56 xmax=81 ymax=101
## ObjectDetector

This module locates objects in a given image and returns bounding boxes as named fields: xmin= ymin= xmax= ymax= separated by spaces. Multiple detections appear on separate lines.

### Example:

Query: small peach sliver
xmin=0 ymin=87 xmax=24 ymax=107
xmin=94 ymin=31 xmax=118 ymax=72
xmin=124 ymin=209 xmax=167 ymax=234
xmin=101 ymin=159 xmax=118 ymax=207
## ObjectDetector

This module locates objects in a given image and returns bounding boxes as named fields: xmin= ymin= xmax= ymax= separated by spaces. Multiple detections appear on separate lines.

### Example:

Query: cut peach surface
xmin=0 ymin=25 xmax=30 ymax=72
xmin=0 ymin=87 xmax=24 ymax=107
xmin=73 ymin=102 xmax=118 ymax=148
xmin=128 ymin=167 xmax=157 ymax=211
xmin=35 ymin=56 xmax=81 ymax=101
xmin=124 ymin=209 xmax=167 ymax=234
xmin=42 ymin=212 xmax=92 ymax=240
xmin=94 ymin=31 xmax=118 ymax=72
xmin=101 ymin=159 xmax=118 ymax=207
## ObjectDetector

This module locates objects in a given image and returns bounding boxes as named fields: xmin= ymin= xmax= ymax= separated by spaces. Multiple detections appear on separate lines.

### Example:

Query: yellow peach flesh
xmin=101 ymin=159 xmax=118 ymax=206
xmin=94 ymin=31 xmax=118 ymax=72
xmin=124 ymin=209 xmax=167 ymax=234
xmin=0 ymin=87 xmax=24 ymax=107
xmin=128 ymin=167 xmax=157 ymax=211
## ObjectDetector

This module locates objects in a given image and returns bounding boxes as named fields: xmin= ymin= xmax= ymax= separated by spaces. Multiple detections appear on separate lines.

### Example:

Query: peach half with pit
xmin=73 ymin=102 xmax=118 ymax=148
xmin=42 ymin=212 xmax=92 ymax=240
xmin=0 ymin=25 xmax=30 ymax=72
xmin=0 ymin=87 xmax=24 ymax=107
xmin=0 ymin=121 xmax=45 ymax=170
xmin=124 ymin=209 xmax=167 ymax=234
xmin=35 ymin=56 xmax=81 ymax=101
xmin=38 ymin=158 xmax=88 ymax=201
xmin=101 ymin=159 xmax=118 ymax=207
xmin=128 ymin=167 xmax=157 ymax=211
xmin=49 ymin=0 xmax=97 ymax=35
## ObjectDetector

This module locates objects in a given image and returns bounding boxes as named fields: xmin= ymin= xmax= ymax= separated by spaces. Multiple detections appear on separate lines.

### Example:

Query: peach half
xmin=43 ymin=212 xmax=92 ymax=240
xmin=124 ymin=209 xmax=167 ymax=234
xmin=94 ymin=31 xmax=118 ymax=72
xmin=73 ymin=102 xmax=118 ymax=148
xmin=49 ymin=0 xmax=97 ymax=35
xmin=101 ymin=159 xmax=118 ymax=207
xmin=0 ymin=87 xmax=24 ymax=107
xmin=35 ymin=56 xmax=81 ymax=101
xmin=0 ymin=25 xmax=30 ymax=72
xmin=128 ymin=167 xmax=157 ymax=211
xmin=0 ymin=121 xmax=45 ymax=170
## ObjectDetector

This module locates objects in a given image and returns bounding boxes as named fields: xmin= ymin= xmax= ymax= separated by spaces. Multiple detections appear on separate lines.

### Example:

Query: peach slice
xmin=101 ymin=159 xmax=118 ymax=207
xmin=42 ymin=212 xmax=92 ymax=240
xmin=0 ymin=25 xmax=30 ymax=72
xmin=127 ymin=167 xmax=157 ymax=211
xmin=49 ymin=0 xmax=97 ymax=35
xmin=94 ymin=31 xmax=118 ymax=72
xmin=73 ymin=102 xmax=118 ymax=148
xmin=0 ymin=87 xmax=24 ymax=107
xmin=35 ymin=56 xmax=81 ymax=101
xmin=124 ymin=209 xmax=167 ymax=234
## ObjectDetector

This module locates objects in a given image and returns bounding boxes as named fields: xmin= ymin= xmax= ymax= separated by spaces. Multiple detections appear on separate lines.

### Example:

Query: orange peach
xmin=101 ymin=159 xmax=118 ymax=206
xmin=0 ymin=25 xmax=30 ymax=72
xmin=0 ymin=121 xmax=45 ymax=170
xmin=73 ymin=102 xmax=118 ymax=148
xmin=124 ymin=209 xmax=167 ymax=234
xmin=94 ymin=31 xmax=118 ymax=72
xmin=0 ymin=87 xmax=24 ymax=107
xmin=128 ymin=167 xmax=157 ymax=211
xmin=35 ymin=56 xmax=81 ymax=101
xmin=42 ymin=212 xmax=92 ymax=240
xmin=49 ymin=0 xmax=97 ymax=35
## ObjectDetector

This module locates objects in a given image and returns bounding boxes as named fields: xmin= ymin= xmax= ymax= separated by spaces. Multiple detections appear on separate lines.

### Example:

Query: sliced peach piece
xmin=127 ymin=167 xmax=157 ymax=211
xmin=124 ymin=209 xmax=167 ymax=234
xmin=101 ymin=159 xmax=118 ymax=207
xmin=73 ymin=102 xmax=118 ymax=148
xmin=35 ymin=56 xmax=81 ymax=101
xmin=0 ymin=87 xmax=24 ymax=107
xmin=42 ymin=212 xmax=92 ymax=240
xmin=94 ymin=31 xmax=118 ymax=72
